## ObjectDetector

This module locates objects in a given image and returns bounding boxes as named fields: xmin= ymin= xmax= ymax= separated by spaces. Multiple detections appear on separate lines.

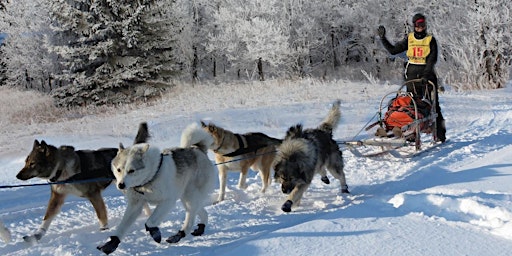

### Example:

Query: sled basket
xmin=340 ymin=79 xmax=441 ymax=157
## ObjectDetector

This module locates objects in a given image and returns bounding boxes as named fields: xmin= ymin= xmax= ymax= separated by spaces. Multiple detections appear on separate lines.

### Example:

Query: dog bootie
xmin=281 ymin=200 xmax=293 ymax=212
xmin=23 ymin=228 xmax=46 ymax=243
xmin=191 ymin=224 xmax=205 ymax=236
xmin=145 ymin=224 xmax=161 ymax=243
xmin=166 ymin=230 xmax=186 ymax=243
xmin=97 ymin=236 xmax=121 ymax=255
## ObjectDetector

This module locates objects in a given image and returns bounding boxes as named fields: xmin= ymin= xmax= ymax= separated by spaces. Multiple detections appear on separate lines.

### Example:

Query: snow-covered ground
xmin=1 ymin=79 xmax=512 ymax=256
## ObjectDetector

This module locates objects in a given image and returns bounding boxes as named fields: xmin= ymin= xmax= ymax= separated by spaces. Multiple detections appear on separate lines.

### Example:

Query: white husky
xmin=97 ymin=123 xmax=217 ymax=255
xmin=0 ymin=221 xmax=11 ymax=243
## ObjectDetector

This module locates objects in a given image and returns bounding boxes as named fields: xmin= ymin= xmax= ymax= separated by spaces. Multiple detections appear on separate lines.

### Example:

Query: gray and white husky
xmin=273 ymin=100 xmax=350 ymax=212
xmin=97 ymin=123 xmax=217 ymax=255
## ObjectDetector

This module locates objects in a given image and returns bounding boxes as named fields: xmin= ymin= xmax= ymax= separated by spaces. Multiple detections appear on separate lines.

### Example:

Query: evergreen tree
xmin=49 ymin=0 xmax=181 ymax=107
xmin=0 ymin=0 xmax=6 ymax=86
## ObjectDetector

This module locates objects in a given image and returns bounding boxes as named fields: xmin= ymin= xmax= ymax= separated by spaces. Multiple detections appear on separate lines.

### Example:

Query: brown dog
xmin=201 ymin=121 xmax=281 ymax=202
xmin=16 ymin=123 xmax=150 ymax=242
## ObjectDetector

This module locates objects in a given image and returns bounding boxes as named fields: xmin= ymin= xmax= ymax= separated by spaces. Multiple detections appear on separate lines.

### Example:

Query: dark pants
xmin=405 ymin=64 xmax=446 ymax=141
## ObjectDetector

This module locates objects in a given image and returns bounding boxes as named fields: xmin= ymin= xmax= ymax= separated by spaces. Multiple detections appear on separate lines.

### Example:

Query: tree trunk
xmin=192 ymin=46 xmax=198 ymax=80
xmin=212 ymin=57 xmax=216 ymax=78
xmin=257 ymin=58 xmax=264 ymax=81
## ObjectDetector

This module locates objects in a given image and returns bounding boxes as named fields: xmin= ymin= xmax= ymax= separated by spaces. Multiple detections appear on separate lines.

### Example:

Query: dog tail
xmin=318 ymin=100 xmax=341 ymax=133
xmin=181 ymin=123 xmax=214 ymax=154
xmin=0 ymin=221 xmax=11 ymax=243
xmin=134 ymin=122 xmax=150 ymax=144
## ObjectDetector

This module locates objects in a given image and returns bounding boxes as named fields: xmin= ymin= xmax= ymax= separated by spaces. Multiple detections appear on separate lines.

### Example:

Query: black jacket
xmin=380 ymin=33 xmax=438 ymax=82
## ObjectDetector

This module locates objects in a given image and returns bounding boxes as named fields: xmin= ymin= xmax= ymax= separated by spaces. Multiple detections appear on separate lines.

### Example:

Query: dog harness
xmin=133 ymin=153 xmax=165 ymax=195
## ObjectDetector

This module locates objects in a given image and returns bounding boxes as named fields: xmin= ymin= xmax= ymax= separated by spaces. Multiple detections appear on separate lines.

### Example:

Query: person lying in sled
xmin=377 ymin=13 xmax=446 ymax=143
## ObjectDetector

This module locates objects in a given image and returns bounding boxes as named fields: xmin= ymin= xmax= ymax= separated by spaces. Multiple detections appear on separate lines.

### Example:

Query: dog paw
xmin=214 ymin=195 xmax=225 ymax=204
xmin=281 ymin=200 xmax=293 ymax=212
xmin=340 ymin=185 xmax=350 ymax=194
xmin=191 ymin=224 xmax=205 ymax=236
xmin=321 ymin=176 xmax=330 ymax=184
xmin=97 ymin=236 xmax=120 ymax=255
xmin=23 ymin=235 xmax=37 ymax=243
xmin=145 ymin=224 xmax=161 ymax=243
xmin=23 ymin=228 xmax=46 ymax=243
xmin=166 ymin=230 xmax=186 ymax=243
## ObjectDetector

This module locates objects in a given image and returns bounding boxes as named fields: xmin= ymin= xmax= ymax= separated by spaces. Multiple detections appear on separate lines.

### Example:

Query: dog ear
xmin=200 ymin=120 xmax=207 ymax=127
xmin=40 ymin=140 xmax=48 ymax=147
xmin=118 ymin=143 xmax=125 ymax=150
xmin=134 ymin=122 xmax=150 ymax=144
xmin=33 ymin=140 xmax=40 ymax=148
xmin=285 ymin=124 xmax=303 ymax=139
xmin=207 ymin=124 xmax=216 ymax=133
xmin=142 ymin=144 xmax=150 ymax=152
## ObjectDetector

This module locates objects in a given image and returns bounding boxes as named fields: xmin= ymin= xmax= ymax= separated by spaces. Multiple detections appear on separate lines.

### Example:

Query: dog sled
xmin=340 ymin=79 xmax=442 ymax=158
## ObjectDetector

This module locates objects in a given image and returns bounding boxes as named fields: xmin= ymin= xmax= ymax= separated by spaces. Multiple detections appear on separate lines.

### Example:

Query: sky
xmin=1 ymin=79 xmax=512 ymax=256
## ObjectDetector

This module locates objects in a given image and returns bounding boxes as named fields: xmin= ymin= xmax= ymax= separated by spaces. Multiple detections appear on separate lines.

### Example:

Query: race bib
xmin=406 ymin=33 xmax=432 ymax=65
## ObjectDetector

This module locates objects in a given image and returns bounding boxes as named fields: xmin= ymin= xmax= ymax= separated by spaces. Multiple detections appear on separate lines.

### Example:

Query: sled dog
xmin=0 ymin=221 xmax=11 ymax=243
xmin=201 ymin=121 xmax=281 ymax=202
xmin=97 ymin=123 xmax=217 ymax=255
xmin=16 ymin=123 xmax=150 ymax=242
xmin=273 ymin=100 xmax=350 ymax=212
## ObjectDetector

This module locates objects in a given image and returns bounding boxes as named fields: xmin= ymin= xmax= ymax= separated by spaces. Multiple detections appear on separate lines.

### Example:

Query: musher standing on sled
xmin=377 ymin=13 xmax=446 ymax=143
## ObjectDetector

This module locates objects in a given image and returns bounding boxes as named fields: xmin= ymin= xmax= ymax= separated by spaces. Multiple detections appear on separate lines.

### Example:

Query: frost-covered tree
xmin=281 ymin=0 xmax=326 ymax=77
xmin=49 ymin=0 xmax=182 ymax=107
xmin=169 ymin=0 xmax=219 ymax=81
xmin=438 ymin=1 xmax=511 ymax=90
xmin=327 ymin=1 xmax=384 ymax=79
xmin=208 ymin=0 xmax=292 ymax=80
xmin=0 ymin=0 xmax=6 ymax=11
xmin=0 ymin=0 xmax=57 ymax=90
xmin=0 ymin=0 xmax=6 ymax=86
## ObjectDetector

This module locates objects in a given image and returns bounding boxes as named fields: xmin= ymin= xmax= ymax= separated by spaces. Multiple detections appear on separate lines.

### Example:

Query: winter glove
xmin=377 ymin=26 xmax=386 ymax=37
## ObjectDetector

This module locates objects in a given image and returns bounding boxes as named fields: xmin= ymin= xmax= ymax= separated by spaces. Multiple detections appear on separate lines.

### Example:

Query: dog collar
xmin=213 ymin=136 xmax=226 ymax=153
xmin=133 ymin=153 xmax=165 ymax=195
xmin=49 ymin=169 xmax=63 ymax=182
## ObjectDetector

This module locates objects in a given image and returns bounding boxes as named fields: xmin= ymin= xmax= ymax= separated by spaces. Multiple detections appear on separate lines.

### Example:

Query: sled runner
xmin=340 ymin=79 xmax=442 ymax=158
